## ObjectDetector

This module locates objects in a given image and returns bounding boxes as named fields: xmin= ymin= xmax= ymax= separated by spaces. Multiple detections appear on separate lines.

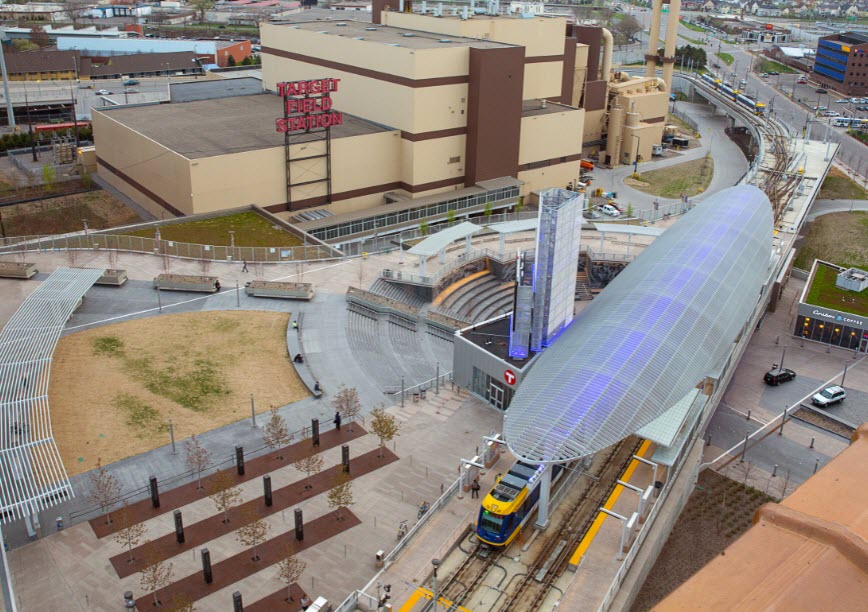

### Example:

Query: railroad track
xmin=435 ymin=538 xmax=500 ymax=611
xmin=496 ymin=436 xmax=643 ymax=612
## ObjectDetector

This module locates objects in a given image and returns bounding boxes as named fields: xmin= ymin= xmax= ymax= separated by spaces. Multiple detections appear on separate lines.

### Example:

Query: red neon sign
xmin=276 ymin=78 xmax=343 ymax=134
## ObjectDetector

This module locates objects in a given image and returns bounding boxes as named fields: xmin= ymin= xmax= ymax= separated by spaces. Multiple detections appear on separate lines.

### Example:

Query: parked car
xmin=122 ymin=79 xmax=140 ymax=86
xmin=97 ymin=89 xmax=114 ymax=95
xmin=608 ymin=202 xmax=625 ymax=214
xmin=764 ymin=367 xmax=796 ymax=386
xmin=583 ymin=209 xmax=602 ymax=220
xmin=816 ymin=87 xmax=828 ymax=94
xmin=768 ymin=70 xmax=779 ymax=75
xmin=823 ymin=111 xmax=840 ymax=117
xmin=811 ymin=385 xmax=846 ymax=407
xmin=858 ymin=106 xmax=868 ymax=112
xmin=835 ymin=98 xmax=850 ymax=103
xmin=760 ymin=72 xmax=769 ymax=79
xmin=600 ymin=203 xmax=621 ymax=217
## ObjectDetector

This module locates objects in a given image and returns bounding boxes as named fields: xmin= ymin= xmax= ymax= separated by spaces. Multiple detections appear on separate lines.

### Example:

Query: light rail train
xmin=476 ymin=461 xmax=565 ymax=547
xmin=700 ymin=73 xmax=766 ymax=116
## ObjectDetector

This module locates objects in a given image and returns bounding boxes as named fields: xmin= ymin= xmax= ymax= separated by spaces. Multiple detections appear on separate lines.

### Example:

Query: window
xmin=448 ymin=156 xmax=461 ymax=164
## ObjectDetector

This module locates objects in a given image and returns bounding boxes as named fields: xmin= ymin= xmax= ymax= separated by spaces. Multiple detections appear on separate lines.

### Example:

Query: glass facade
xmin=471 ymin=367 xmax=515 ymax=412
xmin=530 ymin=189 xmax=582 ymax=351
xmin=794 ymin=315 xmax=867 ymax=351
xmin=309 ymin=185 xmax=521 ymax=242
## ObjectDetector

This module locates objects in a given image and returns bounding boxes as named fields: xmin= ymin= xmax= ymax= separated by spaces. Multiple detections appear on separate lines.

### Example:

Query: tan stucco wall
xmin=518 ymin=160 xmax=580 ymax=195
xmin=400 ymin=135 xmax=465 ymax=186
xmin=523 ymin=62 xmax=564 ymax=101
xmin=519 ymin=107 xmax=584 ymax=166
xmin=381 ymin=13 xmax=567 ymax=58
xmin=621 ymin=123 xmax=665 ymax=166
xmin=582 ymin=108 xmax=606 ymax=144
xmin=191 ymin=147 xmax=285 ymax=214
xmin=93 ymin=110 xmax=193 ymax=217
xmin=616 ymin=91 xmax=668 ymax=121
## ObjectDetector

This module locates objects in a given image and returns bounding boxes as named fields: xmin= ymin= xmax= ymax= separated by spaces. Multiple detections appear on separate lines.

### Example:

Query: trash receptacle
xmin=56 ymin=516 xmax=64 ymax=531
xmin=420 ymin=388 xmax=427 ymax=400
xmin=124 ymin=591 xmax=136 ymax=609
xmin=653 ymin=481 xmax=663 ymax=498
xmin=413 ymin=392 xmax=420 ymax=403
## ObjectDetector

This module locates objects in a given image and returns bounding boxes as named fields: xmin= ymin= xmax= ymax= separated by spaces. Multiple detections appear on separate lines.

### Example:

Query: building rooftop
xmin=275 ymin=19 xmax=514 ymax=49
xmin=96 ymin=94 xmax=391 ymax=159
xmin=522 ymin=99 xmax=577 ymax=117
xmin=657 ymin=424 xmax=868 ymax=611
xmin=460 ymin=316 xmax=537 ymax=369
xmin=169 ymin=77 xmax=263 ymax=103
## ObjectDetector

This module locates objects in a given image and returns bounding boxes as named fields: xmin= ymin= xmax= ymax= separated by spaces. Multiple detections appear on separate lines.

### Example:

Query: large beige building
xmin=93 ymin=7 xmax=667 ymax=244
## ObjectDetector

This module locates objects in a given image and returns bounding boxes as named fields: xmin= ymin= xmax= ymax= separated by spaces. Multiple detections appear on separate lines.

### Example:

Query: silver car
xmin=811 ymin=385 xmax=846 ymax=408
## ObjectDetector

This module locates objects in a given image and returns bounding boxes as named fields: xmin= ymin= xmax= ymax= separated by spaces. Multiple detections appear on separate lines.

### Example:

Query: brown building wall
xmin=560 ymin=37 xmax=577 ymax=105
xmin=465 ymin=46 xmax=524 ymax=187
xmin=572 ymin=25 xmax=602 ymax=82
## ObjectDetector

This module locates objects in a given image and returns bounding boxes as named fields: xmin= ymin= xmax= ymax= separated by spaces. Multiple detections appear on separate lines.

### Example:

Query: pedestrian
xmin=242 ymin=260 xmax=248 ymax=273
xmin=334 ymin=411 xmax=342 ymax=431
xmin=471 ymin=478 xmax=480 ymax=499
xmin=215 ymin=280 xmax=221 ymax=291
xmin=314 ymin=381 xmax=321 ymax=393
xmin=292 ymin=320 xmax=298 ymax=331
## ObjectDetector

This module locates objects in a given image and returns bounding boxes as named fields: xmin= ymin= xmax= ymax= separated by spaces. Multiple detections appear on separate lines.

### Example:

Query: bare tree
xmin=776 ymin=468 xmax=793 ymax=501
xmin=332 ymin=386 xmax=361 ymax=432
xmin=198 ymin=258 xmax=211 ymax=276
xmin=139 ymin=542 xmax=174 ymax=608
xmin=277 ymin=542 xmax=307 ymax=602
xmin=262 ymin=407 xmax=293 ymax=460
xmin=326 ymin=471 xmax=354 ymax=521
xmin=185 ymin=433 xmax=211 ymax=490
xmin=62 ymin=0 xmax=90 ymax=25
xmin=293 ymin=446 xmax=324 ymax=485
xmin=208 ymin=470 xmax=241 ymax=524
xmin=113 ymin=502 xmax=147 ymax=563
xmin=87 ymin=457 xmax=121 ymax=525
xmin=369 ymin=406 xmax=400 ymax=458
xmin=235 ymin=507 xmax=271 ymax=561
xmin=66 ymin=248 xmax=79 ymax=267
xmin=161 ymin=252 xmax=172 ymax=274
xmin=107 ymin=247 xmax=119 ymax=270
xmin=253 ymin=262 xmax=265 ymax=279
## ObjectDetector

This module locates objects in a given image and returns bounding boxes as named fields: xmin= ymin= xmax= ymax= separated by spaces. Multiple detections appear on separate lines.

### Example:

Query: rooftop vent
xmin=366 ymin=27 xmax=377 ymax=31
xmin=354 ymin=37 xmax=364 ymax=40
xmin=438 ymin=39 xmax=452 ymax=43
xmin=388 ymin=43 xmax=401 ymax=47
xmin=402 ymin=33 xmax=415 ymax=37
xmin=336 ymin=22 xmax=347 ymax=26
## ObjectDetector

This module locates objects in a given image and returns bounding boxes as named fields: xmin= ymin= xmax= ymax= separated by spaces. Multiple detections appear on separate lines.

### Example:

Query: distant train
xmin=700 ymin=73 xmax=766 ymax=116
xmin=476 ymin=460 xmax=565 ymax=547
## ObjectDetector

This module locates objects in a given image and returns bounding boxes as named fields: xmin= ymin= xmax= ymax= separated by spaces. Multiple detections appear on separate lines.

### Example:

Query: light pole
xmin=431 ymin=558 xmax=441 ymax=611
xmin=229 ymin=230 xmax=235 ymax=261
xmin=632 ymin=134 xmax=641 ymax=174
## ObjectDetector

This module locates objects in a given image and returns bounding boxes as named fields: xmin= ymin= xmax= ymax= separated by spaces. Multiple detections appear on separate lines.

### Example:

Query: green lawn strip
xmin=629 ymin=158 xmax=714 ymax=199
xmin=679 ymin=34 xmax=705 ymax=45
xmin=819 ymin=171 xmax=867 ymax=200
xmin=120 ymin=211 xmax=302 ymax=247
xmin=682 ymin=21 xmax=708 ymax=33
xmin=756 ymin=58 xmax=796 ymax=74
xmin=806 ymin=263 xmax=868 ymax=316
xmin=716 ymin=52 xmax=734 ymax=66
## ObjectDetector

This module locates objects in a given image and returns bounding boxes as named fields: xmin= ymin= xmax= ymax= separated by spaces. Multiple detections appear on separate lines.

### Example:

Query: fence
xmin=383 ymin=371 xmax=454 ymax=397
xmin=0 ymin=232 xmax=339 ymax=263
xmin=669 ymin=107 xmax=700 ymax=133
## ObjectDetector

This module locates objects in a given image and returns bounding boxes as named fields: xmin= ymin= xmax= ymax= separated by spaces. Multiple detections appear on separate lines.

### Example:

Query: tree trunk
xmin=128 ymin=543 xmax=134 ymax=563
xmin=287 ymin=584 xmax=293 ymax=602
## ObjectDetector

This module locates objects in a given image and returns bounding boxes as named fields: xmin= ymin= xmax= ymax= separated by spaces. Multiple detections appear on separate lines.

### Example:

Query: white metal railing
xmin=0 ymin=268 xmax=104 ymax=524
xmin=383 ymin=372 xmax=454 ymax=397
xmin=585 ymin=246 xmax=635 ymax=262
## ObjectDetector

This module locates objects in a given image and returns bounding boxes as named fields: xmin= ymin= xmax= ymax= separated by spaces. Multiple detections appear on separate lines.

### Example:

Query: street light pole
xmin=632 ymin=134 xmax=641 ymax=173
xmin=431 ymin=559 xmax=441 ymax=612
xmin=0 ymin=35 xmax=16 ymax=128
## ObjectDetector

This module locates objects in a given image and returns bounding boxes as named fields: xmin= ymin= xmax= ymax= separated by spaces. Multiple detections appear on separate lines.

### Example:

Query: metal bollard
xmin=174 ymin=510 xmax=185 ymax=544
xmin=235 ymin=446 xmax=245 ymax=476
xmin=264 ymin=475 xmax=273 ymax=507
xmin=772 ymin=464 xmax=778 ymax=477
xmin=149 ymin=475 xmax=160 ymax=509
xmin=746 ymin=409 xmax=751 ymax=421
xmin=202 ymin=548 xmax=213 ymax=584
xmin=810 ymin=436 xmax=815 ymax=449
xmin=813 ymin=458 xmax=819 ymax=474
xmin=232 ymin=591 xmax=243 ymax=612
xmin=312 ymin=418 xmax=320 ymax=447
xmin=294 ymin=508 xmax=304 ymax=541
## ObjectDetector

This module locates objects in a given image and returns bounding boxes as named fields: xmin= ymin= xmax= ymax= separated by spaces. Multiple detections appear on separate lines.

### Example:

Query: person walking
xmin=471 ymin=478 xmax=481 ymax=499
xmin=334 ymin=411 xmax=342 ymax=431
xmin=292 ymin=320 xmax=298 ymax=331
xmin=242 ymin=260 xmax=248 ymax=273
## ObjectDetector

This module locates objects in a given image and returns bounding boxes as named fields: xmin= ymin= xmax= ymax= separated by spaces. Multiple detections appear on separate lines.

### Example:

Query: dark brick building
xmin=812 ymin=32 xmax=868 ymax=96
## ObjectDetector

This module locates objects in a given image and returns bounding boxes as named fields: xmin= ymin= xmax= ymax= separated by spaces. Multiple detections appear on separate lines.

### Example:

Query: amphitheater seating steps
xmin=368 ymin=278 xmax=427 ymax=309
xmin=467 ymin=283 xmax=515 ymax=320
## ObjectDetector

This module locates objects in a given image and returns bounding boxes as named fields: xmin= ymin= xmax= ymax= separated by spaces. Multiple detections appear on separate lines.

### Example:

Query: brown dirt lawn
xmin=49 ymin=311 xmax=308 ymax=476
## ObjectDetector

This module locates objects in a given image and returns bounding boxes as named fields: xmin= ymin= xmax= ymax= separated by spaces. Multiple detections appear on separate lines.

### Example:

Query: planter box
xmin=154 ymin=274 xmax=219 ymax=293
xmin=0 ymin=262 xmax=38 ymax=279
xmin=96 ymin=269 xmax=128 ymax=286
xmin=245 ymin=280 xmax=314 ymax=300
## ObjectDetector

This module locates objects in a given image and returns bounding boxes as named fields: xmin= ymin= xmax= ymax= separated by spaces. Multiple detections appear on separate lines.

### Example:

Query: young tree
xmin=185 ymin=433 xmax=211 ymax=490
xmin=277 ymin=542 xmax=307 ymax=602
xmin=113 ymin=502 xmax=147 ymax=563
xmin=262 ymin=407 xmax=293 ymax=460
xmin=139 ymin=542 xmax=174 ymax=608
xmin=369 ymin=406 xmax=400 ymax=458
xmin=483 ymin=201 xmax=493 ymax=219
xmin=87 ymin=457 xmax=121 ymax=525
xmin=326 ymin=471 xmax=354 ymax=521
xmin=42 ymin=165 xmax=56 ymax=193
xmin=227 ymin=54 xmax=237 ymax=67
xmin=612 ymin=14 xmax=642 ymax=46
xmin=446 ymin=209 xmax=456 ymax=224
xmin=30 ymin=26 xmax=50 ymax=48
xmin=198 ymin=258 xmax=212 ymax=276
xmin=419 ymin=218 xmax=429 ymax=236
xmin=189 ymin=0 xmax=214 ymax=23
xmin=235 ymin=507 xmax=271 ymax=561
xmin=293 ymin=446 xmax=324 ymax=484
xmin=208 ymin=470 xmax=241 ymax=524
xmin=332 ymin=386 xmax=361 ymax=432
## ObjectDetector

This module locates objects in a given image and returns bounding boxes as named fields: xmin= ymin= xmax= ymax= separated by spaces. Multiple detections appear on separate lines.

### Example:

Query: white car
xmin=600 ymin=204 xmax=621 ymax=217
xmin=812 ymin=385 xmax=846 ymax=407
xmin=835 ymin=99 xmax=850 ymax=103
xmin=823 ymin=111 xmax=840 ymax=117
xmin=97 ymin=89 xmax=112 ymax=95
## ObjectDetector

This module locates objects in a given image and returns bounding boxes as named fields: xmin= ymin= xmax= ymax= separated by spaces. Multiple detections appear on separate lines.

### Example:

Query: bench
xmin=95 ymin=269 xmax=127 ymax=286
xmin=245 ymin=280 xmax=314 ymax=300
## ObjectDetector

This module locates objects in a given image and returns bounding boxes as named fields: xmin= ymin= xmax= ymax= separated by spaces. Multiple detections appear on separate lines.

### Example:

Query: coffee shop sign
xmin=812 ymin=309 xmax=864 ymax=327
xmin=276 ymin=78 xmax=343 ymax=133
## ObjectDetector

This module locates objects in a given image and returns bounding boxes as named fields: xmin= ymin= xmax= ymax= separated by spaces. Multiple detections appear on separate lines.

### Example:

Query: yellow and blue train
xmin=700 ymin=73 xmax=766 ymax=116
xmin=476 ymin=461 xmax=564 ymax=547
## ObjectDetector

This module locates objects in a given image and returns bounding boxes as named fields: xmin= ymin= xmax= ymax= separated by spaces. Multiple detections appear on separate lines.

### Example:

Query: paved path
xmin=806 ymin=198 xmax=868 ymax=221
xmin=592 ymin=102 xmax=749 ymax=213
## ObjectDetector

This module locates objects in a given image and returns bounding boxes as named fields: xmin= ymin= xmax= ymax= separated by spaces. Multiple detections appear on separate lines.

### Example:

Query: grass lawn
xmin=795 ymin=211 xmax=868 ymax=270
xmin=682 ymin=21 xmax=708 ymax=33
xmin=679 ymin=34 xmax=705 ymax=45
xmin=717 ymin=52 xmax=734 ymax=66
xmin=50 ymin=311 xmax=309 ymax=475
xmin=625 ymin=157 xmax=714 ymax=198
xmin=818 ymin=167 xmax=867 ymax=200
xmin=756 ymin=58 xmax=796 ymax=74
xmin=805 ymin=261 xmax=868 ymax=317
xmin=120 ymin=210 xmax=303 ymax=247
xmin=1 ymin=190 xmax=142 ymax=237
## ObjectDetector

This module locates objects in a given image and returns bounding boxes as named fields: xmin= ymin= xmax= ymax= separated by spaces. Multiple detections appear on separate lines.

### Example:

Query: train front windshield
xmin=479 ymin=510 xmax=504 ymax=535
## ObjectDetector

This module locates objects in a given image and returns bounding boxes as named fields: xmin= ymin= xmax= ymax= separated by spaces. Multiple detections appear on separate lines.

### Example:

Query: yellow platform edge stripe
xmin=431 ymin=268 xmax=490 ymax=306
xmin=569 ymin=439 xmax=653 ymax=566
xmin=398 ymin=586 xmax=472 ymax=612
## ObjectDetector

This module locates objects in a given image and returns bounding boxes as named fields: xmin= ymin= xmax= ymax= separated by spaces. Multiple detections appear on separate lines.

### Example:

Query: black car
xmin=764 ymin=367 xmax=796 ymax=386
xmin=816 ymin=88 xmax=828 ymax=94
